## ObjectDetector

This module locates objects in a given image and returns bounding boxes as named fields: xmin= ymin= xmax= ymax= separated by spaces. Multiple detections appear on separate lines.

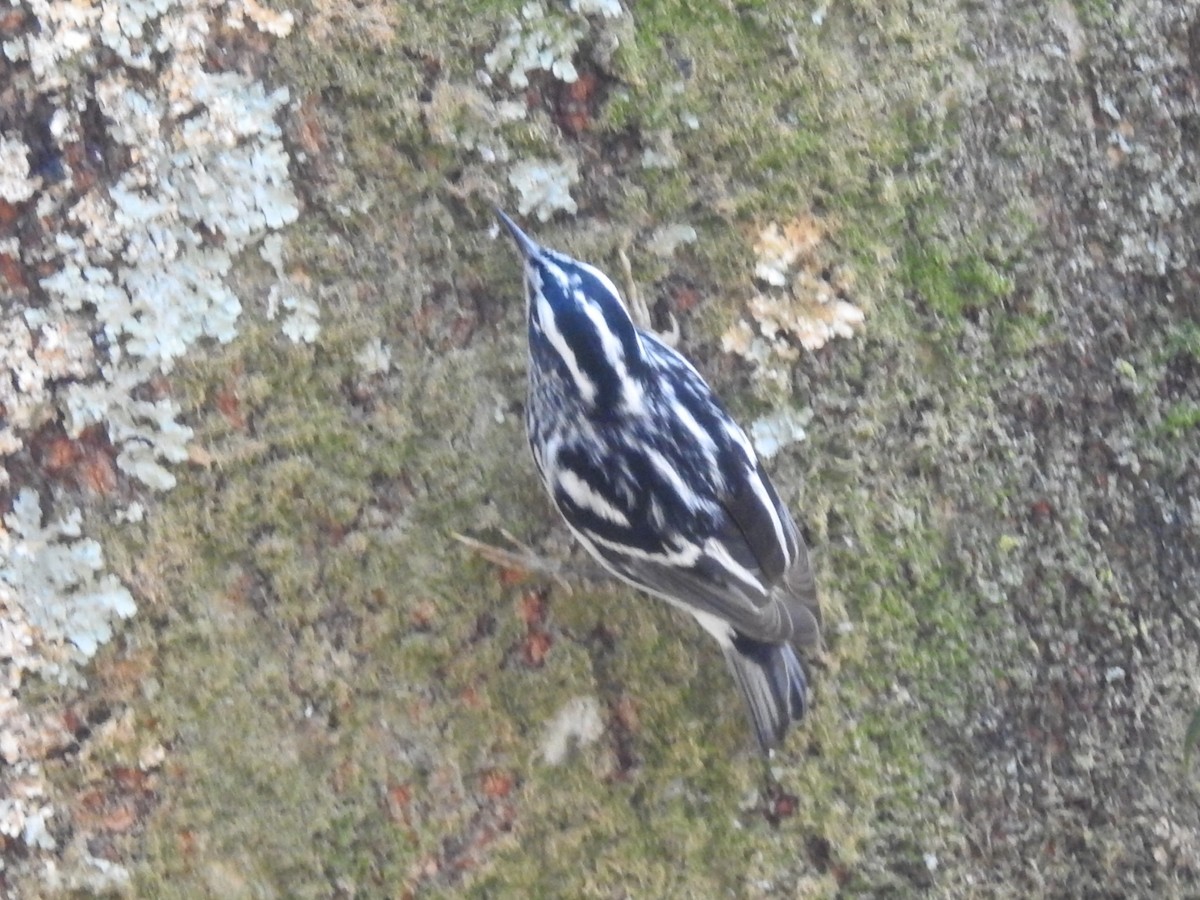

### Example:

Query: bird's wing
xmin=571 ymin=458 xmax=820 ymax=648
xmin=718 ymin=458 xmax=822 ymax=650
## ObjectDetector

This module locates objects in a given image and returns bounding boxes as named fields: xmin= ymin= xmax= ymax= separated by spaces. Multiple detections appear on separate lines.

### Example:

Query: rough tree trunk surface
xmin=1 ymin=0 xmax=1197 ymax=896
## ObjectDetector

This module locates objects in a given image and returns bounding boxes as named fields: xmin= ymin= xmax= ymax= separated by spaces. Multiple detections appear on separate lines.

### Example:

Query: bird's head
xmin=496 ymin=210 xmax=645 ymax=412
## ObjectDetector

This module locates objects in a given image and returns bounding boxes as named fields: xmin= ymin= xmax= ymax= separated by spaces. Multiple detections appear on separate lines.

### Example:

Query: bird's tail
xmin=722 ymin=634 xmax=809 ymax=755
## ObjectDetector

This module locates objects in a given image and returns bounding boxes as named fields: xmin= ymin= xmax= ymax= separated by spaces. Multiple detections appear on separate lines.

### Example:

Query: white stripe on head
xmin=572 ymin=267 xmax=646 ymax=415
xmin=578 ymin=292 xmax=628 ymax=372
xmin=575 ymin=259 xmax=628 ymax=311
xmin=532 ymin=262 xmax=598 ymax=405
xmin=578 ymin=294 xmax=646 ymax=414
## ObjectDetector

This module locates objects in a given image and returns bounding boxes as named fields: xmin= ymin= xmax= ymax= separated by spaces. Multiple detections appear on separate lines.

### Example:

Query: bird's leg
xmin=617 ymin=246 xmax=651 ymax=329
xmin=758 ymin=762 xmax=799 ymax=829
xmin=618 ymin=246 xmax=680 ymax=347
xmin=451 ymin=529 xmax=575 ymax=594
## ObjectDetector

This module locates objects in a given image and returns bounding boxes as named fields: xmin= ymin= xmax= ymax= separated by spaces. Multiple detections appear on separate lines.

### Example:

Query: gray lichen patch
xmin=1 ymin=0 xmax=300 ymax=880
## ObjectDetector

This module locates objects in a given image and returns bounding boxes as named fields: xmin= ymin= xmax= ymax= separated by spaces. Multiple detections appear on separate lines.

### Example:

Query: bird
xmin=496 ymin=210 xmax=821 ymax=755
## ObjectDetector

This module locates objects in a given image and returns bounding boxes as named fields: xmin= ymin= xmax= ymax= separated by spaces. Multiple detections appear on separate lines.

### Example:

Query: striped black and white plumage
xmin=497 ymin=210 xmax=821 ymax=755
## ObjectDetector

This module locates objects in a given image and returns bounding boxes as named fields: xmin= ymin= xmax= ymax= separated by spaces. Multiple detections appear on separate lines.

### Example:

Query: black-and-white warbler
xmin=497 ymin=210 xmax=821 ymax=755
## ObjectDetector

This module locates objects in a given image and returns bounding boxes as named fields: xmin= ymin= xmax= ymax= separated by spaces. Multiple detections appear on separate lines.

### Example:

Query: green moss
xmin=62 ymin=0 xmax=1028 ymax=894
xmin=1164 ymin=321 xmax=1200 ymax=360
xmin=1158 ymin=402 xmax=1200 ymax=439
xmin=1074 ymin=0 xmax=1115 ymax=26
xmin=900 ymin=235 xmax=1013 ymax=323
xmin=1186 ymin=709 xmax=1200 ymax=767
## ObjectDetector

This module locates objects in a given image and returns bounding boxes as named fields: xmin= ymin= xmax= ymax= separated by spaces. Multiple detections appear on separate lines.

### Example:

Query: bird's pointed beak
xmin=495 ymin=208 xmax=540 ymax=259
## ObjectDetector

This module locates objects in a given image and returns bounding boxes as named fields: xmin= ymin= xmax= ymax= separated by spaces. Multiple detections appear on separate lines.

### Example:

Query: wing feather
xmin=568 ymin=458 xmax=819 ymax=646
